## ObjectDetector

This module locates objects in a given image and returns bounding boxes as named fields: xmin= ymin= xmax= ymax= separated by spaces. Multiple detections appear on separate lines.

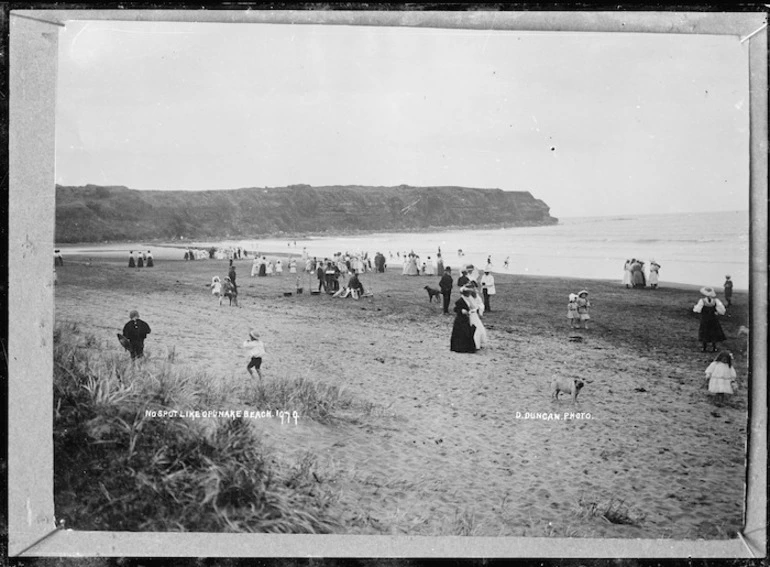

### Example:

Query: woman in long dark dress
xmin=450 ymin=287 xmax=477 ymax=353
xmin=693 ymin=286 xmax=727 ymax=352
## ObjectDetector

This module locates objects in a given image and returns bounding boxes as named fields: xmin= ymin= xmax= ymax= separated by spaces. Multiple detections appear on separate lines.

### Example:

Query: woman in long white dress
xmin=622 ymin=259 xmax=632 ymax=288
xmin=465 ymin=287 xmax=488 ymax=349
xmin=424 ymin=256 xmax=435 ymax=276
xmin=251 ymin=257 xmax=259 ymax=277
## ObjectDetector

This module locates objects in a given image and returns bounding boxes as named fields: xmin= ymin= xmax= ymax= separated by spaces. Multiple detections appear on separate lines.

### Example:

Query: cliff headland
xmin=55 ymin=184 xmax=557 ymax=243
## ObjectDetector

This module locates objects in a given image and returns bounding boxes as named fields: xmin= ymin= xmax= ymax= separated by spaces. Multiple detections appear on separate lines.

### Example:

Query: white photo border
xmin=8 ymin=8 xmax=768 ymax=558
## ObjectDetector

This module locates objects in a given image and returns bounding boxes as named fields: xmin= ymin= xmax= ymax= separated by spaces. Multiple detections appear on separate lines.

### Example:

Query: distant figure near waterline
xmin=723 ymin=275 xmax=733 ymax=307
xmin=137 ymin=252 xmax=144 ymax=268
xmin=503 ymin=256 xmax=510 ymax=270
xmin=243 ymin=330 xmax=265 ymax=380
xmin=631 ymin=259 xmax=645 ymax=288
xmin=121 ymin=310 xmax=151 ymax=360
xmin=693 ymin=286 xmax=726 ymax=352
xmin=128 ymin=251 xmax=136 ymax=268
xmin=622 ymin=259 xmax=632 ymax=288
xmin=54 ymin=249 xmax=64 ymax=267
xmin=146 ymin=250 xmax=154 ymax=267
xmin=648 ymin=260 xmax=660 ymax=289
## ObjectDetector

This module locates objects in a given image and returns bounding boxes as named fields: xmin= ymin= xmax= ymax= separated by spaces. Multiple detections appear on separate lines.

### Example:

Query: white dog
xmin=550 ymin=378 xmax=585 ymax=403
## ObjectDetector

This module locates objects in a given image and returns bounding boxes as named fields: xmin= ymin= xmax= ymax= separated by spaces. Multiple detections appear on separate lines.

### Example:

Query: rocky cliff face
xmin=55 ymin=184 xmax=557 ymax=242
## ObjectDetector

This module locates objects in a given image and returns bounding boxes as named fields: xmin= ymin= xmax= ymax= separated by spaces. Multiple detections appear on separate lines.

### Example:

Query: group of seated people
xmin=332 ymin=271 xmax=372 ymax=299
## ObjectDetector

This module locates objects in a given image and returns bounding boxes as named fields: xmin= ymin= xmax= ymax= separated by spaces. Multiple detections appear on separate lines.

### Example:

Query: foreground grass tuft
xmin=53 ymin=324 xmax=339 ymax=533
xmin=577 ymin=495 xmax=646 ymax=526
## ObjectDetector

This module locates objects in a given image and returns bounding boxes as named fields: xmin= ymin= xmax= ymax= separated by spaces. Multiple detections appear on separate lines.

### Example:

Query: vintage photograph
xmin=45 ymin=15 xmax=755 ymax=542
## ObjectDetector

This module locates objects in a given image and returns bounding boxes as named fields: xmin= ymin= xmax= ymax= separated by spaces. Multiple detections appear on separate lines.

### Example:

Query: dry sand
xmin=53 ymin=250 xmax=750 ymax=538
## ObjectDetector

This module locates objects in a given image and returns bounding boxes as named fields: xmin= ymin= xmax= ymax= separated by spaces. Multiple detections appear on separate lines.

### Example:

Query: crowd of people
xmin=127 ymin=250 xmax=154 ymax=268
xmin=112 ymin=242 xmax=743 ymax=406
xmin=621 ymin=258 xmax=661 ymax=289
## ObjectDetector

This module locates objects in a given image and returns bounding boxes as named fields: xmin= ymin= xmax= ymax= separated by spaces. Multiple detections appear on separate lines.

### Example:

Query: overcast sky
xmin=55 ymin=21 xmax=750 ymax=218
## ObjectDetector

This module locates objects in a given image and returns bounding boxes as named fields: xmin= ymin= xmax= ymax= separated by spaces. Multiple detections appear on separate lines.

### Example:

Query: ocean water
xmin=228 ymin=210 xmax=750 ymax=290
xmin=60 ymin=211 xmax=751 ymax=290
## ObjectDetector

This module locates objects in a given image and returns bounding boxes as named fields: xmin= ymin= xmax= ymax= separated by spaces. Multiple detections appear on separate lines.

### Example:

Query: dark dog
xmin=550 ymin=378 xmax=585 ymax=403
xmin=424 ymin=286 xmax=441 ymax=303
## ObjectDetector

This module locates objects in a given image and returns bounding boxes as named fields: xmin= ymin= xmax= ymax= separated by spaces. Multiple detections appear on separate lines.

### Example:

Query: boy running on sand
xmin=243 ymin=330 xmax=265 ymax=379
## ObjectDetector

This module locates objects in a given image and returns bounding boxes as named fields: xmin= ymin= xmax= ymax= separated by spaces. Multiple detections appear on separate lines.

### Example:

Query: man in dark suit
xmin=439 ymin=267 xmax=453 ymax=315
xmin=457 ymin=269 xmax=469 ymax=289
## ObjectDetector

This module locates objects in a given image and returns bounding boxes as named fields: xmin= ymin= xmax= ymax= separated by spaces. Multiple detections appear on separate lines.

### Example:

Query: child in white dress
xmin=567 ymin=293 xmax=579 ymax=329
xmin=211 ymin=276 xmax=222 ymax=297
xmin=576 ymin=290 xmax=591 ymax=329
xmin=705 ymin=351 xmax=737 ymax=405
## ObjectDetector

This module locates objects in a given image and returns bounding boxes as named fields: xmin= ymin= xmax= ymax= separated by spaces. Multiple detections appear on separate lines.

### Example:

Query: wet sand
xmin=53 ymin=252 xmax=750 ymax=538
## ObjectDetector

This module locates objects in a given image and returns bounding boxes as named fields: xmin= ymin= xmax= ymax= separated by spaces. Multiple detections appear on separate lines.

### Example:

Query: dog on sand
xmin=550 ymin=378 xmax=585 ymax=403
xmin=424 ymin=286 xmax=441 ymax=303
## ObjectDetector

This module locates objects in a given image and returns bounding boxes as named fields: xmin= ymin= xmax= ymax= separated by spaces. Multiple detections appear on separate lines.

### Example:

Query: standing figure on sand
xmin=576 ymin=290 xmax=591 ymax=329
xmin=705 ymin=351 xmax=737 ymax=406
xmin=128 ymin=251 xmax=136 ymax=268
xmin=723 ymin=275 xmax=733 ymax=307
xmin=466 ymin=286 xmax=487 ymax=349
xmin=567 ymin=293 xmax=579 ymax=329
xmin=693 ymin=286 xmax=726 ymax=352
xmin=450 ymin=286 xmax=477 ymax=353
xmin=631 ymin=259 xmax=646 ymax=288
xmin=405 ymin=253 xmax=419 ymax=276
xmin=221 ymin=276 xmax=239 ymax=307
xmin=622 ymin=259 xmax=632 ymax=288
xmin=211 ymin=276 xmax=222 ymax=298
xmin=648 ymin=260 xmax=660 ymax=289
xmin=121 ymin=310 xmax=151 ymax=360
xmin=439 ymin=267 xmax=453 ymax=315
xmin=480 ymin=269 xmax=495 ymax=312
xmin=243 ymin=330 xmax=265 ymax=380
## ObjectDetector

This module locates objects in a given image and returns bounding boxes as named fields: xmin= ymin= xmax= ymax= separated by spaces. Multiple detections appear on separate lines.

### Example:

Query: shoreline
xmin=54 ymin=246 xmax=748 ymax=292
xmin=53 ymin=218 xmax=559 ymax=246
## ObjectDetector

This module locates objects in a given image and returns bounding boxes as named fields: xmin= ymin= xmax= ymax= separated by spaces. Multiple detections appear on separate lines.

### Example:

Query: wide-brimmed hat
xmin=569 ymin=293 xmax=578 ymax=301
xmin=578 ymin=290 xmax=589 ymax=296
xmin=700 ymin=286 xmax=717 ymax=298
xmin=249 ymin=330 xmax=260 ymax=340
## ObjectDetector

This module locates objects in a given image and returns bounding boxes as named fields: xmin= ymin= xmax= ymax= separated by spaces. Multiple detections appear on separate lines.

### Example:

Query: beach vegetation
xmin=53 ymin=323 xmax=340 ymax=533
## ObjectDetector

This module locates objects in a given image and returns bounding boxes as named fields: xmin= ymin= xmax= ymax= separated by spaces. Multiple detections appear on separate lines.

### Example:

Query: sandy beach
xmin=53 ymin=251 xmax=750 ymax=538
